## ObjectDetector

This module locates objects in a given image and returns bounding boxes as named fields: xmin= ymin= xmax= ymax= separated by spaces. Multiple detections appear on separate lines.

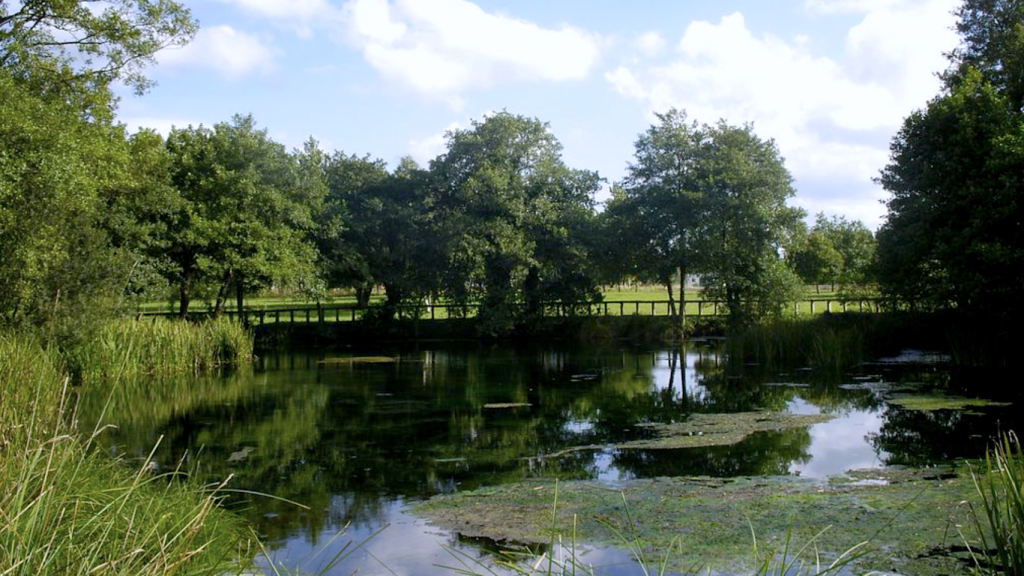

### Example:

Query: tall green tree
xmin=788 ymin=230 xmax=843 ymax=294
xmin=813 ymin=214 xmax=876 ymax=288
xmin=877 ymin=67 xmax=1023 ymax=312
xmin=430 ymin=112 xmax=601 ymax=333
xmin=693 ymin=121 xmax=805 ymax=321
xmin=877 ymin=0 xmax=1024 ymax=314
xmin=162 ymin=115 xmax=320 ymax=317
xmin=0 ymin=70 xmax=134 ymax=336
xmin=613 ymin=110 xmax=804 ymax=323
xmin=613 ymin=109 xmax=704 ymax=317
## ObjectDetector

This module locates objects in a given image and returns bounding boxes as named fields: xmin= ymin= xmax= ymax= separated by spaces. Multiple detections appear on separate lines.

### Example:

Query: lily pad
xmin=886 ymin=394 xmax=1011 ymax=412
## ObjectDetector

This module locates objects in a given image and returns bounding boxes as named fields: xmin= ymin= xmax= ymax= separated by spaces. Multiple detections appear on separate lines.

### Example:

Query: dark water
xmin=78 ymin=342 xmax=1020 ymax=575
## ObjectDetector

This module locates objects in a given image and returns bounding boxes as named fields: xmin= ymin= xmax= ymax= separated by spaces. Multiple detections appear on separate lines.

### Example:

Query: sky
xmin=116 ymin=0 xmax=964 ymax=231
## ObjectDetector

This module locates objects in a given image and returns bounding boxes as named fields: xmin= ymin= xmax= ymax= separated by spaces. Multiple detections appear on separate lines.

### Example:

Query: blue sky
xmin=116 ymin=0 xmax=962 ymax=230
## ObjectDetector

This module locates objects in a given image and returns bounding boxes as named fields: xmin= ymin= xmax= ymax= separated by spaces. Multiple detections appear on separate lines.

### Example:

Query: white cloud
xmin=340 ymin=0 xmax=602 ymax=101
xmin=408 ymin=121 xmax=462 ymax=166
xmin=604 ymin=4 xmax=959 ymax=225
xmin=636 ymin=31 xmax=667 ymax=57
xmin=158 ymin=25 xmax=276 ymax=77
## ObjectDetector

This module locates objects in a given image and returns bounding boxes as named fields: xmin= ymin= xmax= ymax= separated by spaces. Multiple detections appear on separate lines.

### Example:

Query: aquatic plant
xmin=70 ymin=316 xmax=253 ymax=382
xmin=968 ymin=432 xmax=1024 ymax=575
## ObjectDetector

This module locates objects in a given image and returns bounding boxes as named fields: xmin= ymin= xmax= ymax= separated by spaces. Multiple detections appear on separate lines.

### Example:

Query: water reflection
xmin=77 ymin=342 xmax=1021 ymax=575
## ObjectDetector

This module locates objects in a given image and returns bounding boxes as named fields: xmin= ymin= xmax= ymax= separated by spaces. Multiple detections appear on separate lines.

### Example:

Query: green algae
xmin=886 ymin=394 xmax=1011 ymax=411
xmin=414 ymin=466 xmax=982 ymax=575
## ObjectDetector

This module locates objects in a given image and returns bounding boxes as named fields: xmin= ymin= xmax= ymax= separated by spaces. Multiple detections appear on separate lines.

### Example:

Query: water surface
xmin=80 ymin=342 xmax=1018 ymax=575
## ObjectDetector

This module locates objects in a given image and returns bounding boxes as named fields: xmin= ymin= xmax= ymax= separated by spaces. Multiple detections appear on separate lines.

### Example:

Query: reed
xmin=968 ymin=432 xmax=1024 ymax=575
xmin=0 ymin=331 xmax=258 ymax=575
xmin=71 ymin=317 xmax=253 ymax=383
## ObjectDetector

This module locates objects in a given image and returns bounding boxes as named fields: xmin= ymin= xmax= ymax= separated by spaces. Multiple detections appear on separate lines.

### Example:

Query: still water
xmin=78 ymin=342 xmax=1018 ymax=575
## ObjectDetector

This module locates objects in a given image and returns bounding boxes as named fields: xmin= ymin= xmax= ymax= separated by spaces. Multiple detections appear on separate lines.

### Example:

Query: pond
xmin=77 ymin=341 xmax=1020 ymax=575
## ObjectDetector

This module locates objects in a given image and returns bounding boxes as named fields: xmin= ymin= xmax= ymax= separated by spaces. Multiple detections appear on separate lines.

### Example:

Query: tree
xmin=612 ymin=110 xmax=704 ymax=318
xmin=162 ymin=115 xmax=320 ymax=317
xmin=430 ymin=112 xmax=602 ymax=333
xmin=320 ymin=154 xmax=441 ymax=317
xmin=613 ymin=111 xmax=804 ymax=323
xmin=694 ymin=121 xmax=805 ymax=321
xmin=947 ymin=0 xmax=1024 ymax=111
xmin=813 ymin=214 xmax=876 ymax=288
xmin=0 ymin=69 xmax=135 ymax=339
xmin=788 ymin=231 xmax=843 ymax=293
xmin=877 ymin=67 xmax=1023 ymax=312
xmin=789 ymin=213 xmax=875 ymax=291
xmin=877 ymin=0 xmax=1024 ymax=314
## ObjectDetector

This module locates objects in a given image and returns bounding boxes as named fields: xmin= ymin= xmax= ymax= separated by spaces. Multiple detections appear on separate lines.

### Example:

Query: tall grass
xmin=0 ymin=329 xmax=258 ymax=575
xmin=969 ymin=432 xmax=1024 ymax=575
xmin=70 ymin=317 xmax=253 ymax=383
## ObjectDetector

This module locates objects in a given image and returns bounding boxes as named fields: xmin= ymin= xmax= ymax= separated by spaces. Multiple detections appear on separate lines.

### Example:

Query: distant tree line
xmin=4 ymin=0 xmax=1020 ymax=344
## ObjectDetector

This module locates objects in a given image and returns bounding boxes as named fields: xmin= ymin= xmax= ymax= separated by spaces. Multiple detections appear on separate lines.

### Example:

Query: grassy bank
xmin=0 ymin=320 xmax=257 ymax=575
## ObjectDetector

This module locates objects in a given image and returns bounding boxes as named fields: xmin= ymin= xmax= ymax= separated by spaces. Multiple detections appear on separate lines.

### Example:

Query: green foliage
xmin=878 ymin=2 xmax=1024 ymax=316
xmin=610 ymin=110 xmax=805 ymax=323
xmin=162 ymin=115 xmax=322 ymax=316
xmin=878 ymin=67 xmax=1023 ymax=313
xmin=431 ymin=111 xmax=602 ymax=334
xmin=0 ymin=0 xmax=197 ymax=117
xmin=0 ymin=70 xmax=139 ymax=345
xmin=318 ymin=153 xmax=441 ymax=314
xmin=788 ymin=231 xmax=843 ymax=291
xmin=70 ymin=317 xmax=253 ymax=383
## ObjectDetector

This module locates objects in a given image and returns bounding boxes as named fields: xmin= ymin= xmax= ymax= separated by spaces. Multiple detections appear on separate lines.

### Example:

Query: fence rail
xmin=141 ymin=298 xmax=883 ymax=325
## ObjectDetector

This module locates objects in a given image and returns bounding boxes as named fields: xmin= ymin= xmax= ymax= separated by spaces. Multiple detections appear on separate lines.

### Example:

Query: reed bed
xmin=71 ymin=317 xmax=253 ymax=383
xmin=0 ymin=326 xmax=258 ymax=575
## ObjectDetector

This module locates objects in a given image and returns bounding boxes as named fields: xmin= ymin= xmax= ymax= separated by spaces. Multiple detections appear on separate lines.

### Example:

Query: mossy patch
xmin=886 ymin=394 xmax=1011 ymax=411
xmin=414 ymin=466 xmax=982 ymax=575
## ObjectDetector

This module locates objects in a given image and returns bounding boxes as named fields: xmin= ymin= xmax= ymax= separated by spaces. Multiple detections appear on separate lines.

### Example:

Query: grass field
xmin=138 ymin=285 xmax=878 ymax=323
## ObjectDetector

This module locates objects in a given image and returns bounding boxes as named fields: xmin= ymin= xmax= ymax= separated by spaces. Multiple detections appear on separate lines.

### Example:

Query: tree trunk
xmin=355 ymin=284 xmax=372 ymax=307
xmin=664 ymin=278 xmax=677 ymax=318
xmin=212 ymin=269 xmax=233 ymax=318
xmin=178 ymin=274 xmax=192 ymax=318
xmin=679 ymin=264 xmax=687 ymax=336
xmin=236 ymin=280 xmax=245 ymax=326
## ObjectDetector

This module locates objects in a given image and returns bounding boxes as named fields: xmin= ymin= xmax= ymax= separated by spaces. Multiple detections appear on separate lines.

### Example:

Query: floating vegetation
xmin=483 ymin=403 xmax=531 ymax=409
xmin=886 ymin=394 xmax=1011 ymax=412
xmin=622 ymin=412 xmax=835 ymax=450
xmin=533 ymin=411 xmax=835 ymax=459
xmin=317 ymin=356 xmax=398 ymax=365
xmin=414 ymin=466 xmax=980 ymax=575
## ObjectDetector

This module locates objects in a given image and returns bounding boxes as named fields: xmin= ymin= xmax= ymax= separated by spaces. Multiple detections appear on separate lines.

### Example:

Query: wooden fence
xmin=142 ymin=298 xmax=882 ymax=325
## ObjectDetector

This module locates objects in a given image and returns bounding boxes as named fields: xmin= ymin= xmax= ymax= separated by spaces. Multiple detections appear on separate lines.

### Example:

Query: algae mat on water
xmin=415 ymin=466 xmax=981 ymax=575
